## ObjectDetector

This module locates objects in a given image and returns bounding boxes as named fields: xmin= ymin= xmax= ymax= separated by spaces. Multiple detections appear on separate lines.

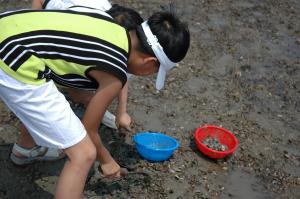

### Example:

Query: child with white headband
xmin=8 ymin=0 xmax=142 ymax=172
xmin=0 ymin=5 xmax=190 ymax=198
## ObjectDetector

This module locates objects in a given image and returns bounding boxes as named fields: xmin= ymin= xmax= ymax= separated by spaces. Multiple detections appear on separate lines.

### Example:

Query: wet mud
xmin=0 ymin=0 xmax=299 ymax=198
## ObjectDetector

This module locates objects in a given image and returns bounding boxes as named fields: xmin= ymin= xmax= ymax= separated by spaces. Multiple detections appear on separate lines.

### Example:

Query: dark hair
xmin=106 ymin=4 xmax=143 ymax=31
xmin=136 ymin=11 xmax=190 ymax=62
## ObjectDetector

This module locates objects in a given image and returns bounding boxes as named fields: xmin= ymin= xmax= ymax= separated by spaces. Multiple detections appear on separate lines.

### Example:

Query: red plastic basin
xmin=195 ymin=125 xmax=238 ymax=159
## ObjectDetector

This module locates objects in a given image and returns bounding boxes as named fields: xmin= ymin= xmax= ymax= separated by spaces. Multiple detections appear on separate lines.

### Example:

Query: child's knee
xmin=80 ymin=143 xmax=97 ymax=164
xmin=65 ymin=136 xmax=97 ymax=166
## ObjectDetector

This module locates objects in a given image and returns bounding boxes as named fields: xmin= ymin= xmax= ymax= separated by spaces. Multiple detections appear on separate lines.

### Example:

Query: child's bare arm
xmin=32 ymin=0 xmax=44 ymax=9
xmin=116 ymin=82 xmax=132 ymax=131
xmin=82 ymin=70 xmax=123 ymax=176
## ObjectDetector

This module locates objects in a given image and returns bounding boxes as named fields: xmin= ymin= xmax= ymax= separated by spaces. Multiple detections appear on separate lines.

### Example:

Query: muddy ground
xmin=0 ymin=0 xmax=299 ymax=198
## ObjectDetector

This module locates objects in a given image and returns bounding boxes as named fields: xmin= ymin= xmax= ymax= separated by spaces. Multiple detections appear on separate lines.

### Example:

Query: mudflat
xmin=0 ymin=0 xmax=299 ymax=198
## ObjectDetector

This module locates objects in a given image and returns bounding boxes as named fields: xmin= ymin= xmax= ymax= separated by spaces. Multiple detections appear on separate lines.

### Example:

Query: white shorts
xmin=0 ymin=68 xmax=86 ymax=149
xmin=44 ymin=0 xmax=112 ymax=11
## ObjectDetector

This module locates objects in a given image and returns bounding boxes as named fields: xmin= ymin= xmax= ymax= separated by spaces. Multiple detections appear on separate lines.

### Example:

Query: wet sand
xmin=0 ymin=0 xmax=299 ymax=198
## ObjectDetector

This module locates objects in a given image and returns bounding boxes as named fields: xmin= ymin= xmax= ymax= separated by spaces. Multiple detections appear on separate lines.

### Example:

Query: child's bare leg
xmin=31 ymin=0 xmax=44 ymax=9
xmin=11 ymin=123 xmax=65 ymax=164
xmin=62 ymin=88 xmax=94 ymax=107
xmin=55 ymin=135 xmax=96 ymax=199
xmin=17 ymin=123 xmax=36 ymax=149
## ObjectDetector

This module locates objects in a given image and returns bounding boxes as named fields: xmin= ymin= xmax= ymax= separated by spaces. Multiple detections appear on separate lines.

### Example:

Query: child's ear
xmin=139 ymin=56 xmax=159 ymax=75
xmin=143 ymin=56 xmax=158 ymax=64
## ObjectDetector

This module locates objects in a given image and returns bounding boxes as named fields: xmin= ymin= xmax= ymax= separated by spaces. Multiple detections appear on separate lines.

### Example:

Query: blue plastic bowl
xmin=133 ymin=132 xmax=180 ymax=162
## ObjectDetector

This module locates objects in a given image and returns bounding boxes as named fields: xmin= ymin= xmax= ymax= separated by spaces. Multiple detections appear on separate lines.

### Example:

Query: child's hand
xmin=99 ymin=160 xmax=121 ymax=177
xmin=99 ymin=161 xmax=129 ymax=178
xmin=117 ymin=112 xmax=132 ymax=131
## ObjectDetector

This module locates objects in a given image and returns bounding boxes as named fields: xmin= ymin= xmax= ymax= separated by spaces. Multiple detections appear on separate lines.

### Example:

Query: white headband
xmin=141 ymin=21 xmax=176 ymax=90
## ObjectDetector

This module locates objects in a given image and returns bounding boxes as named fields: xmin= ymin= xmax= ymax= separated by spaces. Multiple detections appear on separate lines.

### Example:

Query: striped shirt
xmin=0 ymin=9 xmax=129 ymax=90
